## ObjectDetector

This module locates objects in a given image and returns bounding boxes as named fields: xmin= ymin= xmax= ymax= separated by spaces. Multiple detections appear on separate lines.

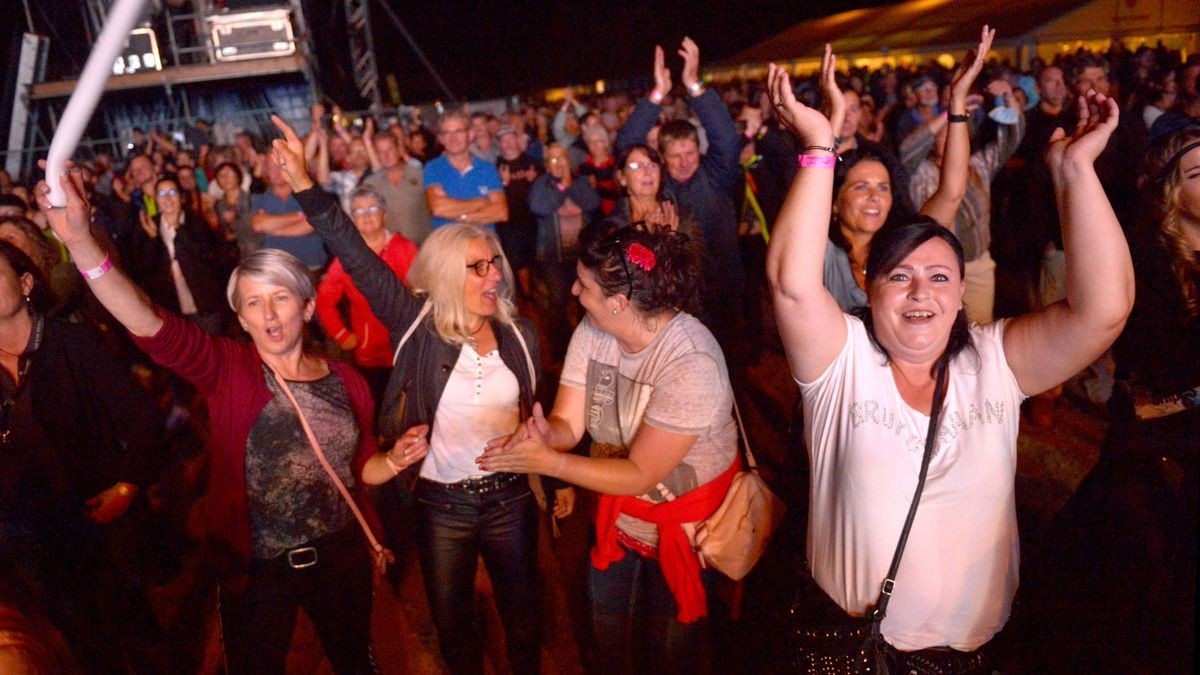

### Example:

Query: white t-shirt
xmin=560 ymin=313 xmax=737 ymax=547
xmin=799 ymin=315 xmax=1027 ymax=651
xmin=424 ymin=344 xmax=520 ymax=483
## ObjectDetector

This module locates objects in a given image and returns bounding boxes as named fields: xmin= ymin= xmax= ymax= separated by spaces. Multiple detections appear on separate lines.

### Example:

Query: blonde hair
xmin=407 ymin=223 xmax=517 ymax=344
xmin=1141 ymin=128 xmax=1200 ymax=318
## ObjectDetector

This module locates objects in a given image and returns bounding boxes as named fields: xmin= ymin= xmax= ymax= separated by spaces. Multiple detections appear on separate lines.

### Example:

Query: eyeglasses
xmin=351 ymin=206 xmax=383 ymax=216
xmin=466 ymin=254 xmax=504 ymax=278
xmin=439 ymin=127 xmax=469 ymax=137
xmin=156 ymin=189 xmax=178 ymax=197
xmin=624 ymin=161 xmax=658 ymax=173
xmin=547 ymin=156 xmax=564 ymax=164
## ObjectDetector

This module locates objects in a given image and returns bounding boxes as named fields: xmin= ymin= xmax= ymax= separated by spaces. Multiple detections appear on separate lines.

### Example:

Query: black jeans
xmin=589 ymin=542 xmax=717 ymax=675
xmin=415 ymin=476 xmax=541 ymax=675
xmin=218 ymin=526 xmax=375 ymax=674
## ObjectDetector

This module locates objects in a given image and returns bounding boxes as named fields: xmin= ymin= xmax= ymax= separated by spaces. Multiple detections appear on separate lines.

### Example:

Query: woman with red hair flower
xmin=480 ymin=220 xmax=736 ymax=673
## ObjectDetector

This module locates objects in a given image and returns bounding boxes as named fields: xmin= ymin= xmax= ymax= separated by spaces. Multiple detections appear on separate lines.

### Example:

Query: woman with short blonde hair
xmin=270 ymin=115 xmax=572 ymax=675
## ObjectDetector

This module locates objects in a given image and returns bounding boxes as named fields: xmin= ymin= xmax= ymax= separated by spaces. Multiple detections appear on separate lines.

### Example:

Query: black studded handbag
xmin=790 ymin=365 xmax=988 ymax=674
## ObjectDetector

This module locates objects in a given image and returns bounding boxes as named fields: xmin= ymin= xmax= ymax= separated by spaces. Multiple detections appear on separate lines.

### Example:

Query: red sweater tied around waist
xmin=590 ymin=456 xmax=741 ymax=623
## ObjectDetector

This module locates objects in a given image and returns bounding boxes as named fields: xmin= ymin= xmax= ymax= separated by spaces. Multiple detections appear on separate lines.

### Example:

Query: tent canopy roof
xmin=724 ymin=0 xmax=1094 ymax=65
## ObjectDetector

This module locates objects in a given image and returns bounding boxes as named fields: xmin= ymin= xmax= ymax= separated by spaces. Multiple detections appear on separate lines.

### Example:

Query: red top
xmin=316 ymin=232 xmax=418 ymax=368
xmin=591 ymin=456 xmax=740 ymax=623
xmin=133 ymin=310 xmax=381 ymax=589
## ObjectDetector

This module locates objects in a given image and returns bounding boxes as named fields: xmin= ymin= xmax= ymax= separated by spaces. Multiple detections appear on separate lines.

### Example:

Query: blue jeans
xmin=589 ymin=542 xmax=716 ymax=675
xmin=415 ymin=477 xmax=541 ymax=675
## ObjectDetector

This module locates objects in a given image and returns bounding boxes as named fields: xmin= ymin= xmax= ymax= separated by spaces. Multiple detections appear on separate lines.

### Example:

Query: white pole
xmin=44 ymin=0 xmax=149 ymax=206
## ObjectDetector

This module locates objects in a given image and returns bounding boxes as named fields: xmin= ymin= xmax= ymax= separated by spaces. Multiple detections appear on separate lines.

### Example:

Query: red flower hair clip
xmin=626 ymin=242 xmax=657 ymax=273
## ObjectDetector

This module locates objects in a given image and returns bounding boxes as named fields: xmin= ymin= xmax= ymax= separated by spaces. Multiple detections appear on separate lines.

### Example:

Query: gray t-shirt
xmin=363 ymin=163 xmax=433 ymax=245
xmin=560 ymin=313 xmax=737 ymax=547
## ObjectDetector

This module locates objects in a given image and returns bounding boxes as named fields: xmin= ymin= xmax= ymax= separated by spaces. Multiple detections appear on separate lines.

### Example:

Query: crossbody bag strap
xmin=269 ymin=368 xmax=395 ymax=575
xmin=869 ymin=363 xmax=949 ymax=633
xmin=731 ymin=396 xmax=757 ymax=470
xmin=391 ymin=300 xmax=433 ymax=367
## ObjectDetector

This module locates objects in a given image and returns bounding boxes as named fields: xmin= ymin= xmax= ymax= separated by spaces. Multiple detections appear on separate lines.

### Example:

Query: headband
xmin=1157 ymin=139 xmax=1200 ymax=184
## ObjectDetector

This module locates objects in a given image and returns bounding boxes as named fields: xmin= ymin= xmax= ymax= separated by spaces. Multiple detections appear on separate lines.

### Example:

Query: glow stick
xmin=45 ymin=0 xmax=150 ymax=206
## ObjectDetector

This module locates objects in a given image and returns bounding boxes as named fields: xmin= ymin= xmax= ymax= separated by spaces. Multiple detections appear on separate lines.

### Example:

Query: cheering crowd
xmin=1 ymin=25 xmax=1197 ymax=675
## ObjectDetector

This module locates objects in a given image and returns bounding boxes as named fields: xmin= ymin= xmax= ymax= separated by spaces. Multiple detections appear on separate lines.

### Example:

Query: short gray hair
xmin=226 ymin=248 xmax=316 ymax=311
xmin=350 ymin=185 xmax=388 ymax=212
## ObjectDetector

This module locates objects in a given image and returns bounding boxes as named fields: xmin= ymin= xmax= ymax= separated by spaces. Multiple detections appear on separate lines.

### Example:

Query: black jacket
xmin=293 ymin=187 xmax=544 ymax=448
xmin=129 ymin=210 xmax=231 ymax=319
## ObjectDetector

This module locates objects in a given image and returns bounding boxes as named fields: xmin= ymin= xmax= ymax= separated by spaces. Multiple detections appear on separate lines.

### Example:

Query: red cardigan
xmin=133 ymin=311 xmax=380 ymax=589
xmin=316 ymin=232 xmax=418 ymax=368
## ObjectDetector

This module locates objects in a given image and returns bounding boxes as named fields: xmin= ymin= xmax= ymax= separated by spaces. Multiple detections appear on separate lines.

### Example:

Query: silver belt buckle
xmin=287 ymin=546 xmax=318 ymax=569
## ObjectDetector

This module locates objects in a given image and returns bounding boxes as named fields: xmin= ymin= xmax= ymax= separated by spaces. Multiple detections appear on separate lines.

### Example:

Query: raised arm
xmin=977 ymin=78 xmax=1026 ymax=179
xmin=1002 ymin=91 xmax=1134 ymax=395
xmin=919 ymin=25 xmax=994 ymax=228
xmin=764 ymin=64 xmax=847 ymax=383
xmin=680 ymin=37 xmax=740 ymax=192
xmin=615 ymin=46 xmax=671 ymax=154
xmin=35 ymin=167 xmax=162 ymax=338
xmin=269 ymin=115 xmax=420 ymax=329
xmin=817 ymin=44 xmax=849 ymax=151
xmin=362 ymin=117 xmax=384 ymax=171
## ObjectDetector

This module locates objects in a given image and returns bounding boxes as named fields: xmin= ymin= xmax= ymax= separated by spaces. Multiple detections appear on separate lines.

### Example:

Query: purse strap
xmin=868 ymin=363 xmax=949 ymax=634
xmin=269 ymin=367 xmax=395 ymax=573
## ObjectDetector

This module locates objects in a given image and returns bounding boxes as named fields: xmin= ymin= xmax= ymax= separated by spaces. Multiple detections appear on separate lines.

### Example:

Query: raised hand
xmin=767 ymin=63 xmax=833 ymax=146
xmin=818 ymin=44 xmax=846 ymax=136
xmin=269 ymin=114 xmax=315 ymax=192
xmin=986 ymin=78 xmax=1014 ymax=100
xmin=34 ymin=161 xmax=93 ymax=247
xmin=652 ymin=45 xmax=672 ymax=99
xmin=679 ymin=37 xmax=701 ymax=91
xmin=1046 ymin=89 xmax=1119 ymax=174
xmin=949 ymin=25 xmax=995 ymax=110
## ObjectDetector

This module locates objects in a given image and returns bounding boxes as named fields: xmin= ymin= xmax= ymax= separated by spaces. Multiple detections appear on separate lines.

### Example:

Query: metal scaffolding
xmin=7 ymin=0 xmax=322 ymax=176
xmin=344 ymin=0 xmax=382 ymax=111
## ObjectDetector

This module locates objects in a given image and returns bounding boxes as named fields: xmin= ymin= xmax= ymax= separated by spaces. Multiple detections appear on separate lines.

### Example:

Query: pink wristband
xmin=798 ymin=153 xmax=837 ymax=169
xmin=649 ymin=91 xmax=665 ymax=105
xmin=79 ymin=253 xmax=113 ymax=280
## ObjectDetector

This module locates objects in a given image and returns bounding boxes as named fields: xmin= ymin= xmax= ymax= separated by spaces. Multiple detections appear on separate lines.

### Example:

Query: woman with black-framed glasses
xmin=269 ymin=115 xmax=574 ymax=675
xmin=479 ymin=220 xmax=736 ymax=674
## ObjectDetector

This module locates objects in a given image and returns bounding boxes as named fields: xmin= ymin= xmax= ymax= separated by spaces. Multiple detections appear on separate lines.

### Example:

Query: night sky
xmin=5 ymin=1 xmax=890 ymax=107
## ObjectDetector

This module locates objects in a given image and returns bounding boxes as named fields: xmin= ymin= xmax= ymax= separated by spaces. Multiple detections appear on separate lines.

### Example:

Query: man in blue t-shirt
xmin=251 ymin=159 xmax=328 ymax=269
xmin=423 ymin=110 xmax=507 ymax=229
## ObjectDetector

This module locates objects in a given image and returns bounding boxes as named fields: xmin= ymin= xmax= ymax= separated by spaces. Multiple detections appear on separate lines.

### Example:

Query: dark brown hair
xmin=578 ymin=220 xmax=701 ymax=315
